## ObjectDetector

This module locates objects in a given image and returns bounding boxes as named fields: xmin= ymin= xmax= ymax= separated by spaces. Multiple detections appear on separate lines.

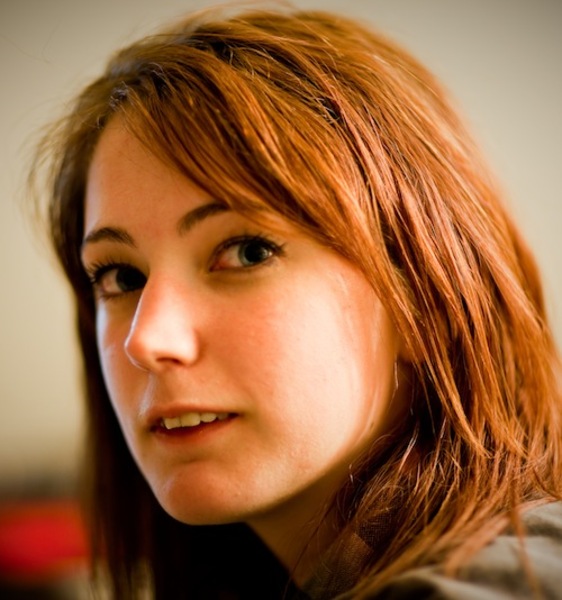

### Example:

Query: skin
xmin=82 ymin=119 xmax=403 ymax=581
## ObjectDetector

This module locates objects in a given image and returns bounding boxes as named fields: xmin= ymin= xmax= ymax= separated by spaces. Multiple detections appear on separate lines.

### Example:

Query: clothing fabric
xmin=298 ymin=501 xmax=562 ymax=599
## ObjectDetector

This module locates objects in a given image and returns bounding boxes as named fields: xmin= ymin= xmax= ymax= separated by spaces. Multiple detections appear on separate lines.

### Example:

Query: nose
xmin=124 ymin=275 xmax=201 ymax=371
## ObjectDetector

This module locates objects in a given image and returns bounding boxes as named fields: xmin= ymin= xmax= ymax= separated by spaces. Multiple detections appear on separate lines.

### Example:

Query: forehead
xmin=87 ymin=119 xmax=169 ymax=195
xmin=84 ymin=119 xmax=295 ymax=239
xmin=85 ymin=118 xmax=212 ymax=220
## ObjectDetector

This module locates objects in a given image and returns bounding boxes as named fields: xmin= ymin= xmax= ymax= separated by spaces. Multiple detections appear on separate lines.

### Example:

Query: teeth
xmin=163 ymin=416 xmax=181 ymax=429
xmin=162 ymin=412 xmax=229 ymax=430
xmin=201 ymin=412 xmax=218 ymax=423
xmin=180 ymin=413 xmax=201 ymax=427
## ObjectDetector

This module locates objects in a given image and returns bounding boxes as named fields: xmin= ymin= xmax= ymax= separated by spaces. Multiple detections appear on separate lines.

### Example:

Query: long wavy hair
xmin=34 ymin=5 xmax=562 ymax=598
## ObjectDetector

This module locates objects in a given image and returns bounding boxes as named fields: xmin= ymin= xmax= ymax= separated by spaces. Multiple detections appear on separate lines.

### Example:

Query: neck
xmin=248 ymin=491 xmax=340 ymax=587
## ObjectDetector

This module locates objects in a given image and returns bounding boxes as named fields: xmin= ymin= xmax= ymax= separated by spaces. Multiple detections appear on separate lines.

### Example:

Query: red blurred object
xmin=0 ymin=499 xmax=88 ymax=583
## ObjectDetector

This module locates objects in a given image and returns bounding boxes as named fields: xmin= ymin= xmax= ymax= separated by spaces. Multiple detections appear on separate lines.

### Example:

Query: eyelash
xmin=87 ymin=260 xmax=128 ymax=285
xmin=84 ymin=234 xmax=285 ymax=300
xmin=210 ymin=234 xmax=285 ymax=271
xmin=85 ymin=260 xmax=145 ymax=300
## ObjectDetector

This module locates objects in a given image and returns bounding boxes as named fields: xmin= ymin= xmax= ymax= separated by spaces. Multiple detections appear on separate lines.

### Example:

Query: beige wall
xmin=1 ymin=0 xmax=561 ymax=482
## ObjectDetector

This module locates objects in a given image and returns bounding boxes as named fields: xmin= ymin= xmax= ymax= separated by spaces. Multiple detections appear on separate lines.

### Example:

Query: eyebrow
xmin=81 ymin=226 xmax=135 ymax=250
xmin=82 ymin=201 xmax=230 ymax=251
xmin=177 ymin=202 xmax=230 ymax=235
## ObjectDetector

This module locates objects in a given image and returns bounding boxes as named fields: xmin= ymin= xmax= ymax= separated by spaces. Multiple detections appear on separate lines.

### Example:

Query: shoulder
xmin=369 ymin=502 xmax=562 ymax=599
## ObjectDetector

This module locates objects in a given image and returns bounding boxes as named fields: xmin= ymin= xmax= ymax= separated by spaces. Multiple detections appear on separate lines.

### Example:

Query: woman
xmin=35 ymin=5 xmax=562 ymax=599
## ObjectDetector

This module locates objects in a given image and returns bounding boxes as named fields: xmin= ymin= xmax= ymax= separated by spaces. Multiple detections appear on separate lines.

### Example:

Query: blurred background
xmin=0 ymin=0 xmax=561 ymax=594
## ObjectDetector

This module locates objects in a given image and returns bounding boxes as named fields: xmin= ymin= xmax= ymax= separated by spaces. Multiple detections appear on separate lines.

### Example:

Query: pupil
xmin=241 ymin=241 xmax=270 ymax=265
xmin=116 ymin=268 xmax=145 ymax=291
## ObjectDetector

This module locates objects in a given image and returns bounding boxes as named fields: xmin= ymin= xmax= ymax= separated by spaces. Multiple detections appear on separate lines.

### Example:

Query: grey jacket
xmin=301 ymin=501 xmax=562 ymax=599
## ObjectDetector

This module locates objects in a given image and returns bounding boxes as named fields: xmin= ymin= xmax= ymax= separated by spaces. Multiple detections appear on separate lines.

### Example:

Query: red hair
xmin=34 ymin=6 xmax=562 ymax=597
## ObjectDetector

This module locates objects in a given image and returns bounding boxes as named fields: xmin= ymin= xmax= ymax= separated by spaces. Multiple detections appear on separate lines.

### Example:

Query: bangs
xmin=108 ymin=32 xmax=364 ymax=254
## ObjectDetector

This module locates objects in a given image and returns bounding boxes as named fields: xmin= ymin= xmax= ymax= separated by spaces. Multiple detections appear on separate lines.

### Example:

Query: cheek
xmin=95 ymin=308 xmax=135 ymax=414
xmin=215 ymin=287 xmax=331 ymax=382
xmin=216 ymin=277 xmax=396 ymax=444
xmin=96 ymin=308 xmax=117 ymax=378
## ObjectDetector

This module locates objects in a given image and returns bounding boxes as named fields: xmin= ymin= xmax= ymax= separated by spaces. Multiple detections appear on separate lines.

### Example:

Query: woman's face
xmin=82 ymin=120 xmax=401 ymax=543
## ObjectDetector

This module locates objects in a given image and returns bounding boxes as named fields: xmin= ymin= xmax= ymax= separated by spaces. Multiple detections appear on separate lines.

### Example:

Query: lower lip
xmin=151 ymin=415 xmax=237 ymax=443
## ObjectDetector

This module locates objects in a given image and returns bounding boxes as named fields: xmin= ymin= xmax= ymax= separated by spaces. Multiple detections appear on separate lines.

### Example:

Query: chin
xmin=151 ymin=482 xmax=251 ymax=526
xmin=163 ymin=504 xmax=241 ymax=526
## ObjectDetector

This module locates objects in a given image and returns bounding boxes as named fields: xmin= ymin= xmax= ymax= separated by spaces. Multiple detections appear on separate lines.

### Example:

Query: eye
xmin=87 ymin=262 xmax=147 ymax=299
xmin=211 ymin=236 xmax=283 ymax=271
